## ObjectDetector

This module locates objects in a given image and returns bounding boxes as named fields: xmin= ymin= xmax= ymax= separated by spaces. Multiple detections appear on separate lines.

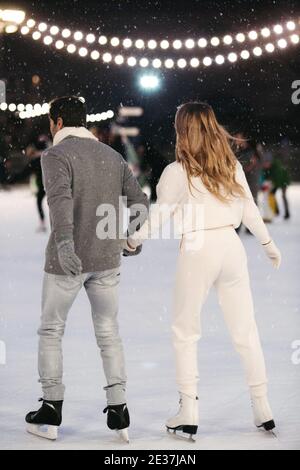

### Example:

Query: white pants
xmin=172 ymin=226 xmax=268 ymax=398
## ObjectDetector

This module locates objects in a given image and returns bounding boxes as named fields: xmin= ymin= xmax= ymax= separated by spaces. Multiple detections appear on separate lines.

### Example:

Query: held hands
xmin=57 ymin=240 xmax=83 ymax=276
xmin=122 ymin=239 xmax=142 ymax=257
xmin=262 ymin=240 xmax=282 ymax=269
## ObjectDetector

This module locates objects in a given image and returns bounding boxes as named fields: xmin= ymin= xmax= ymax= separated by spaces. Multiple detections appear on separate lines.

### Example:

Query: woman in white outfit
xmin=125 ymin=102 xmax=281 ymax=439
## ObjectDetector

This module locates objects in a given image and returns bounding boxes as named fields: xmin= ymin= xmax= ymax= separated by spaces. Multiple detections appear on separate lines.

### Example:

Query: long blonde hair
xmin=175 ymin=102 xmax=244 ymax=202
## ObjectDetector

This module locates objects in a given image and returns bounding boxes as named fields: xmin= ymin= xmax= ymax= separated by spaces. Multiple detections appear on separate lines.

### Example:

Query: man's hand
xmin=123 ymin=245 xmax=143 ymax=257
xmin=57 ymin=240 xmax=83 ymax=276
xmin=121 ymin=239 xmax=143 ymax=257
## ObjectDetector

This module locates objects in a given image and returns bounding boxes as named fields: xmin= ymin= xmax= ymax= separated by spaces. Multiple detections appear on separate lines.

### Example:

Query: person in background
xmin=235 ymin=133 xmax=262 ymax=204
xmin=0 ymin=136 xmax=7 ymax=188
xmin=269 ymin=156 xmax=291 ymax=220
xmin=26 ymin=135 xmax=51 ymax=232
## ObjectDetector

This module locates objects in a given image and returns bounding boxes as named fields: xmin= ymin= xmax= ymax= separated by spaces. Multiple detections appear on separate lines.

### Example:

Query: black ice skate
xmin=103 ymin=404 xmax=130 ymax=443
xmin=252 ymin=396 xmax=276 ymax=436
xmin=25 ymin=398 xmax=63 ymax=440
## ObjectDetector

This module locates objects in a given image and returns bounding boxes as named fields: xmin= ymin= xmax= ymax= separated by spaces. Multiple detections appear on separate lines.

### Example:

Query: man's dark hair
xmin=49 ymin=96 xmax=87 ymax=127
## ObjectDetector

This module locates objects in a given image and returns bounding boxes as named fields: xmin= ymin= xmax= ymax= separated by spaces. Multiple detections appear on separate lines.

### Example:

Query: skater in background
xmin=26 ymin=135 xmax=51 ymax=232
xmin=235 ymin=132 xmax=262 ymax=204
xmin=269 ymin=156 xmax=291 ymax=220
xmin=127 ymin=102 xmax=281 ymax=440
xmin=25 ymin=96 xmax=148 ymax=441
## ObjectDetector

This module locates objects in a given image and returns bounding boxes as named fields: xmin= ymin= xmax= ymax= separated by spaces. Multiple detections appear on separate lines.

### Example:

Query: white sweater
xmin=130 ymin=161 xmax=271 ymax=247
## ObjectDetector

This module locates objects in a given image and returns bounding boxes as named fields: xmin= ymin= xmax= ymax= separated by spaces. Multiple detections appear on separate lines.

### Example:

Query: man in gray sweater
xmin=25 ymin=96 xmax=149 ymax=442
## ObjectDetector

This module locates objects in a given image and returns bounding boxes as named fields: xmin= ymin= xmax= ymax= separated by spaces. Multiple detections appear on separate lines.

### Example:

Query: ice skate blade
xmin=116 ymin=428 xmax=129 ymax=443
xmin=167 ymin=426 xmax=197 ymax=443
xmin=26 ymin=423 xmax=58 ymax=441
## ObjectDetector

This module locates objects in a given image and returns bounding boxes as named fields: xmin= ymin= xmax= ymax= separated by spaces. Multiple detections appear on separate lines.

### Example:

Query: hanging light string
xmin=8 ymin=17 xmax=300 ymax=69
xmin=0 ymin=101 xmax=114 ymax=121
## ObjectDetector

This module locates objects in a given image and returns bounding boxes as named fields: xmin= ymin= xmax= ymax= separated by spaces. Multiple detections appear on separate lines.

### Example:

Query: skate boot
xmin=25 ymin=398 xmax=63 ymax=440
xmin=166 ymin=393 xmax=199 ymax=442
xmin=251 ymin=396 xmax=276 ymax=432
xmin=103 ymin=404 xmax=130 ymax=443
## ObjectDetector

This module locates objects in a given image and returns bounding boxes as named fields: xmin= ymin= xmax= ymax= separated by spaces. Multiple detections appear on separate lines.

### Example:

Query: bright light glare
xmin=0 ymin=9 xmax=25 ymax=24
xmin=139 ymin=75 xmax=160 ymax=90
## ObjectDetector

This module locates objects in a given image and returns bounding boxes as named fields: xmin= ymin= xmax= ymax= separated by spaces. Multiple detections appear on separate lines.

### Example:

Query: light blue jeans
xmin=38 ymin=268 xmax=127 ymax=405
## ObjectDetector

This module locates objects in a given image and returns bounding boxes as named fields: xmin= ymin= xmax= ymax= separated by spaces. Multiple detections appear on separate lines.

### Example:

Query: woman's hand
xmin=262 ymin=240 xmax=282 ymax=269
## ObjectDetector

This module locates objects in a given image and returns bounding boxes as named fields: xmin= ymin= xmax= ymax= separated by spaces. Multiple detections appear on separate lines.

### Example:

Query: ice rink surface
xmin=0 ymin=185 xmax=299 ymax=450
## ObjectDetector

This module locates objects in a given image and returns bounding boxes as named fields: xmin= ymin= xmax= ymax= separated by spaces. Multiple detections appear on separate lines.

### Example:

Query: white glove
xmin=262 ymin=240 xmax=282 ymax=269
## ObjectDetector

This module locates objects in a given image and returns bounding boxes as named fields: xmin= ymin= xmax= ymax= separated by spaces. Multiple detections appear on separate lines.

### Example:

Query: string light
xmin=123 ymin=38 xmax=132 ymax=48
xmin=111 ymin=37 xmax=120 ymax=47
xmin=287 ymin=21 xmax=296 ymax=31
xmin=198 ymin=38 xmax=207 ymax=48
xmin=261 ymin=27 xmax=271 ymax=38
xmin=160 ymin=40 xmax=169 ymax=49
xmin=148 ymin=39 xmax=157 ymax=49
xmin=62 ymin=28 xmax=71 ymax=38
xmin=185 ymin=39 xmax=195 ymax=49
xmin=274 ymin=24 xmax=283 ymax=35
xmin=20 ymin=26 xmax=30 ymax=35
xmin=173 ymin=40 xmax=182 ymax=49
xmin=190 ymin=57 xmax=200 ymax=67
xmin=228 ymin=52 xmax=238 ymax=62
xmin=203 ymin=56 xmax=213 ymax=66
xmin=49 ymin=26 xmax=59 ymax=35
xmin=215 ymin=54 xmax=225 ymax=64
xmin=165 ymin=58 xmax=174 ymax=68
xmin=43 ymin=35 xmax=53 ymax=45
xmin=265 ymin=43 xmax=275 ymax=53
xmin=86 ymin=33 xmax=96 ymax=43
xmin=91 ymin=50 xmax=100 ymax=60
xmin=241 ymin=50 xmax=250 ymax=60
xmin=140 ymin=58 xmax=149 ymax=67
xmin=236 ymin=33 xmax=246 ymax=43
xmin=135 ymin=39 xmax=144 ymax=49
xmin=11 ymin=15 xmax=300 ymax=54
xmin=99 ymin=35 xmax=108 ymax=45
xmin=0 ymin=100 xmax=114 ymax=122
xmin=253 ymin=46 xmax=263 ymax=56
xmin=223 ymin=35 xmax=233 ymax=45
xmin=152 ymin=58 xmax=162 ymax=68
xmin=8 ymin=15 xmax=300 ymax=70
xmin=248 ymin=30 xmax=258 ymax=40
xmin=211 ymin=37 xmax=220 ymax=46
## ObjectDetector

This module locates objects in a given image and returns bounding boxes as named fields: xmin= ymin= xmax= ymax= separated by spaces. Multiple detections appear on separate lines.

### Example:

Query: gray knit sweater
xmin=41 ymin=135 xmax=148 ymax=274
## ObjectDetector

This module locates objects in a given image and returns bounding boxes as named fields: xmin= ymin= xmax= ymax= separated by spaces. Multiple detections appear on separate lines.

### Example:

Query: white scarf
xmin=53 ymin=127 xmax=98 ymax=146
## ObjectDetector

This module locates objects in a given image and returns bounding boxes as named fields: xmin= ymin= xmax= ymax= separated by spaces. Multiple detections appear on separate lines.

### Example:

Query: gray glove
xmin=57 ymin=240 xmax=83 ymax=276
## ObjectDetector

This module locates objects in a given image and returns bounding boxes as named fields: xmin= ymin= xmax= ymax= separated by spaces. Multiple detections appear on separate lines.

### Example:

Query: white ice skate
xmin=251 ymin=396 xmax=276 ymax=435
xmin=166 ymin=393 xmax=199 ymax=442
xmin=26 ymin=423 xmax=59 ymax=440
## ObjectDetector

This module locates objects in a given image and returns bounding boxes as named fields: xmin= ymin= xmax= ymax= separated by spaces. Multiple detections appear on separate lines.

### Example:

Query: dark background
xmin=1 ymin=0 xmax=300 ymax=149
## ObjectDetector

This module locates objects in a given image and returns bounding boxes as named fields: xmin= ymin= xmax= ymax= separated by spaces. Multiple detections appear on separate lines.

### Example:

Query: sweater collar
xmin=53 ymin=127 xmax=98 ymax=146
